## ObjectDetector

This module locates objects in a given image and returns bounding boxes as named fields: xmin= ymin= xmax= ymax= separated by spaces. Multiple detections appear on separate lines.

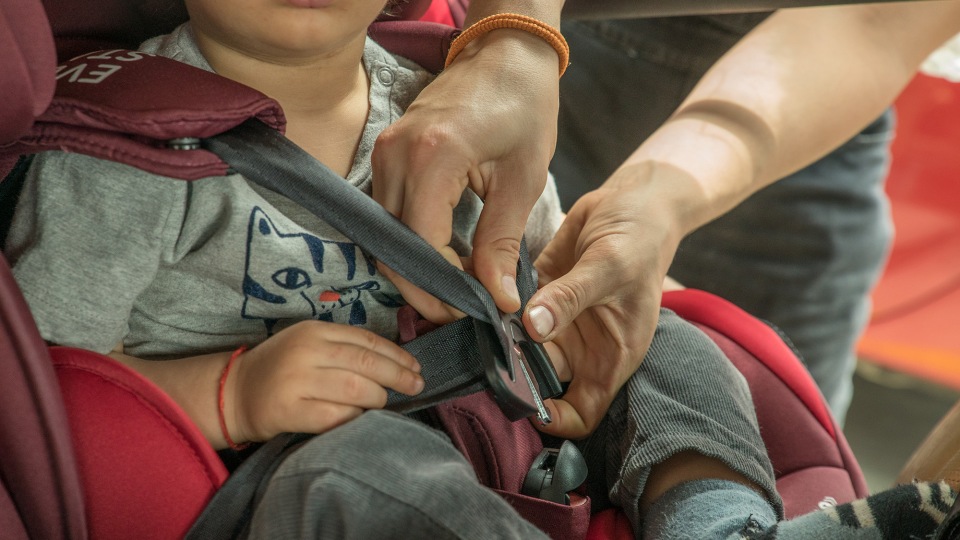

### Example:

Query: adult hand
xmin=372 ymin=29 xmax=560 ymax=323
xmin=523 ymin=163 xmax=689 ymax=438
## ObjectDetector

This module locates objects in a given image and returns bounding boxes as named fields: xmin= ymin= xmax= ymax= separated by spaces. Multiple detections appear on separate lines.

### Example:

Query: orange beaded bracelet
xmin=444 ymin=13 xmax=569 ymax=77
xmin=218 ymin=345 xmax=250 ymax=451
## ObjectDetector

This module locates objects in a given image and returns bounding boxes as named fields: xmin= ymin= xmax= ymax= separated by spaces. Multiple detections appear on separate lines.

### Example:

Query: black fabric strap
xmin=186 ymin=433 xmax=312 ymax=540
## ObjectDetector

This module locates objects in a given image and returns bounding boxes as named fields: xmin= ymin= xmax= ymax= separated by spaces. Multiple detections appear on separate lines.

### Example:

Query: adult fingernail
xmin=413 ymin=375 xmax=425 ymax=394
xmin=501 ymin=275 xmax=520 ymax=306
xmin=528 ymin=305 xmax=554 ymax=338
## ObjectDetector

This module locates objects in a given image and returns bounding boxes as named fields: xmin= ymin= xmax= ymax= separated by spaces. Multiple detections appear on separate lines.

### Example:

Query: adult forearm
xmin=617 ymin=1 xmax=960 ymax=236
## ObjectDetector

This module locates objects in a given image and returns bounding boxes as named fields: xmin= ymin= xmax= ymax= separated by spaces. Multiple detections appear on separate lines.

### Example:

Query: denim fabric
xmin=553 ymin=16 xmax=895 ymax=422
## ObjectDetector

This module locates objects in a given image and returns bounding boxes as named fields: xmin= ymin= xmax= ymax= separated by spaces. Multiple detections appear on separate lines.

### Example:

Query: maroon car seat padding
xmin=0 ymin=0 xmax=56 ymax=143
xmin=13 ymin=52 xmax=284 ymax=181
xmin=51 ymin=347 xmax=228 ymax=540
xmin=0 ymin=0 xmax=56 ymax=179
xmin=0 ymin=257 xmax=86 ymax=540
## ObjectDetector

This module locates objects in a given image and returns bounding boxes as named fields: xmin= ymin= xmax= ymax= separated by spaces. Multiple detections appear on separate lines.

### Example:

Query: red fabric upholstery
xmin=51 ymin=347 xmax=228 ymax=540
xmin=663 ymin=289 xmax=869 ymax=517
xmin=420 ymin=0 xmax=456 ymax=26
xmin=585 ymin=509 xmax=633 ymax=540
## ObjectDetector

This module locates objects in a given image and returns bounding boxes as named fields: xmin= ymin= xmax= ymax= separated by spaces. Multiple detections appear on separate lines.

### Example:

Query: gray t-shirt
xmin=6 ymin=23 xmax=563 ymax=358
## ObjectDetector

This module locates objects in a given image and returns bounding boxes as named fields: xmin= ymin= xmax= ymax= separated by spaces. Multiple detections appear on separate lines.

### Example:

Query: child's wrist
xmin=218 ymin=345 xmax=251 ymax=450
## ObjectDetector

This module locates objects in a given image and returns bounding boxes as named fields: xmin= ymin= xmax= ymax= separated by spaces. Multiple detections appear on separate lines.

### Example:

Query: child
xmin=3 ymin=0 xmax=952 ymax=538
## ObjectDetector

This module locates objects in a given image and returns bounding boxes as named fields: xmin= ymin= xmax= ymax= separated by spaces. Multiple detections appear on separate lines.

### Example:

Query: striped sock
xmin=745 ymin=481 xmax=956 ymax=540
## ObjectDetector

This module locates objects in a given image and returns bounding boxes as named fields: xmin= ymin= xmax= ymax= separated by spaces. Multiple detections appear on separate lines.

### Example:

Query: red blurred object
xmin=857 ymin=73 xmax=960 ymax=388
xmin=420 ymin=0 xmax=455 ymax=26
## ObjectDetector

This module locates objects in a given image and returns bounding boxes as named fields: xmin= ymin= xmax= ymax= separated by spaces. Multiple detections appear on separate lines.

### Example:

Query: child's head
xmin=184 ymin=0 xmax=391 ymax=63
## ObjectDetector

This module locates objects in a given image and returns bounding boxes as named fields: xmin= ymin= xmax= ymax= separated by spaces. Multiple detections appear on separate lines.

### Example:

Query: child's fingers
xmin=305 ymin=341 xmax=425 ymax=397
xmin=300 ymin=368 xmax=392 ymax=409
xmin=322 ymin=324 xmax=423 ymax=373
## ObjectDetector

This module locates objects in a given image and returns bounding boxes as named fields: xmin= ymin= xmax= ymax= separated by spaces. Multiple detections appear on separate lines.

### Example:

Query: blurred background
xmin=845 ymin=54 xmax=960 ymax=492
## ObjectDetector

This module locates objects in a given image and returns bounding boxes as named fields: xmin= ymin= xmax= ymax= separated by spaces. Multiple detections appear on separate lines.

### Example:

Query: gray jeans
xmin=246 ymin=310 xmax=779 ymax=539
xmin=553 ymin=17 xmax=895 ymax=422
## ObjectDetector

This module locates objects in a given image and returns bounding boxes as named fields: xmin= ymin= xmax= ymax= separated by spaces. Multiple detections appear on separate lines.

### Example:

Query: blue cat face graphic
xmin=241 ymin=207 xmax=403 ymax=333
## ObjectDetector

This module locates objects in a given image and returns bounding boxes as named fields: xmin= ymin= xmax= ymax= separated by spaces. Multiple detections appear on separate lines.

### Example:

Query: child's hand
xmin=224 ymin=321 xmax=424 ymax=443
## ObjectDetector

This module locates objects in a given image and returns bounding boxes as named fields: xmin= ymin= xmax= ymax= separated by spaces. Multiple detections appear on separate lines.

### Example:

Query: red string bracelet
xmin=218 ymin=345 xmax=250 ymax=451
xmin=445 ymin=13 xmax=570 ymax=77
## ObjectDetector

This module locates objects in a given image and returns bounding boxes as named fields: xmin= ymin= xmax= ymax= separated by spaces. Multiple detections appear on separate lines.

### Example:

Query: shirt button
xmin=377 ymin=67 xmax=395 ymax=85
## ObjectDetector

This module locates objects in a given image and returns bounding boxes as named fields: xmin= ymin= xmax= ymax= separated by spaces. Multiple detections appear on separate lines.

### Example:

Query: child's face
xmin=185 ymin=0 xmax=389 ymax=62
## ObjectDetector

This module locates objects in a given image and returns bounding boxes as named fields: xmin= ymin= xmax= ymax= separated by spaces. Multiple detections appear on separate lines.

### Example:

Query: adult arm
xmin=371 ymin=0 xmax=565 ymax=321
xmin=529 ymin=0 xmax=960 ymax=438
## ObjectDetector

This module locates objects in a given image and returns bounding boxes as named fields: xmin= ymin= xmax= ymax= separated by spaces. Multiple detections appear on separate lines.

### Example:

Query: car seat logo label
xmin=55 ymin=50 xmax=151 ymax=84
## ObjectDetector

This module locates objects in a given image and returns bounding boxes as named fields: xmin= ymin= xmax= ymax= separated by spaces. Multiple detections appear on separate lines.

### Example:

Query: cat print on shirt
xmin=241 ymin=207 xmax=403 ymax=334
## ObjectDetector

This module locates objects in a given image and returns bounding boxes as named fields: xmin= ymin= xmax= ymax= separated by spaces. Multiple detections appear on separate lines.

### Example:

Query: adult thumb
xmin=523 ymin=262 xmax=600 ymax=341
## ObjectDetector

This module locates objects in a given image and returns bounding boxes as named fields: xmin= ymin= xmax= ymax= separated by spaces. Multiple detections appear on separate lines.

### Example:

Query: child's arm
xmin=107 ymin=320 xmax=424 ymax=449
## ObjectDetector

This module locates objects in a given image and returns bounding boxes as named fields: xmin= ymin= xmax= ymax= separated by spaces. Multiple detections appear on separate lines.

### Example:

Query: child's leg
xmin=573 ymin=307 xmax=783 ymax=537
xmin=248 ymin=410 xmax=549 ymax=540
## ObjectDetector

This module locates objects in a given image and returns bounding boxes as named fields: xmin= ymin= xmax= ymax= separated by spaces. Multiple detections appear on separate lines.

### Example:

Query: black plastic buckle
xmin=474 ymin=312 xmax=563 ymax=424
xmin=521 ymin=441 xmax=588 ymax=504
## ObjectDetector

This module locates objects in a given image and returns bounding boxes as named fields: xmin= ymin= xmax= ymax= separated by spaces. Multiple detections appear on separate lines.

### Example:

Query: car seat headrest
xmin=1 ymin=0 xmax=56 ymax=144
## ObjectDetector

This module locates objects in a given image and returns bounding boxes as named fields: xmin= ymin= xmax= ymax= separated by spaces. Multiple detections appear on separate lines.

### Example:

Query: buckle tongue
xmin=475 ymin=312 xmax=563 ymax=424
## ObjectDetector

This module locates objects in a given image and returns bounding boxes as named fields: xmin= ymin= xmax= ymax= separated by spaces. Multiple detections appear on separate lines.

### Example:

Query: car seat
xmin=0 ymin=0 xmax=867 ymax=538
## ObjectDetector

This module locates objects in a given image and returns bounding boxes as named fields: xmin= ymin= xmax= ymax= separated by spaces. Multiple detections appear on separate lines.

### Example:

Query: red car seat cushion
xmin=50 ymin=347 xmax=228 ymax=540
